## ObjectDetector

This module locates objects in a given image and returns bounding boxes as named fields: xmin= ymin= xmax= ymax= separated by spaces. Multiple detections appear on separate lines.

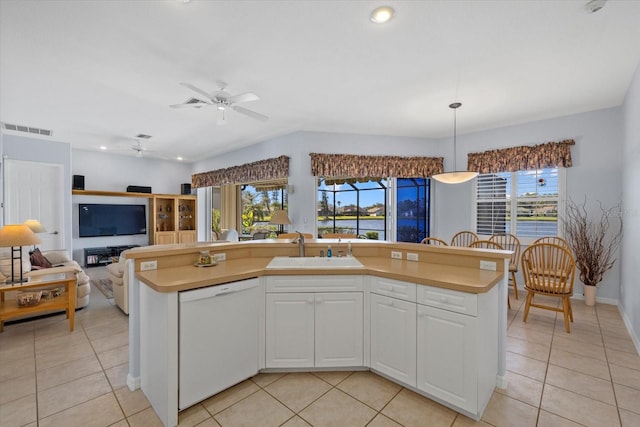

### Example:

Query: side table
xmin=0 ymin=272 xmax=77 ymax=332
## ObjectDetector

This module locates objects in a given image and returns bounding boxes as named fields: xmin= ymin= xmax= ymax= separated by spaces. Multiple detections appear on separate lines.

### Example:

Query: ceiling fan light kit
xmin=431 ymin=102 xmax=479 ymax=185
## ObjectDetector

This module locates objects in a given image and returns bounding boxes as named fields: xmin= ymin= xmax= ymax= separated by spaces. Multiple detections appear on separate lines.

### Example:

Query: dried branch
xmin=562 ymin=197 xmax=623 ymax=286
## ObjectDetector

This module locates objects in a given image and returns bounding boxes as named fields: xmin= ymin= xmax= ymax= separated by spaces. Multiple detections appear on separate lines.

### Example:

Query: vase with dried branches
xmin=562 ymin=198 xmax=623 ymax=306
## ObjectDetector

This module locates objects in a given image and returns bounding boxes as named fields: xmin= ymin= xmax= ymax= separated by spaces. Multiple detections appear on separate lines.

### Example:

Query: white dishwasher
xmin=179 ymin=278 xmax=260 ymax=410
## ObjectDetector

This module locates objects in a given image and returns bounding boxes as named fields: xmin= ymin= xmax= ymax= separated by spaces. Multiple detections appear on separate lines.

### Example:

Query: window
xmin=476 ymin=168 xmax=562 ymax=239
xmin=317 ymin=178 xmax=387 ymax=239
xmin=316 ymin=177 xmax=431 ymax=242
xmin=240 ymin=182 xmax=288 ymax=235
xmin=396 ymin=178 xmax=431 ymax=242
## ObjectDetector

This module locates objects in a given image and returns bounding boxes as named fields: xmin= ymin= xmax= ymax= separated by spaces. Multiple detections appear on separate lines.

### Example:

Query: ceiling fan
xmin=170 ymin=80 xmax=269 ymax=125
xmin=130 ymin=140 xmax=154 ymax=158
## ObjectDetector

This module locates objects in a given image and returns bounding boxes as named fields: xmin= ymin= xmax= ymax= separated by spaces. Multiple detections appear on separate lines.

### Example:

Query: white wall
xmin=435 ymin=107 xmax=624 ymax=302
xmin=621 ymin=62 xmax=640 ymax=349
xmin=72 ymin=149 xmax=192 ymax=195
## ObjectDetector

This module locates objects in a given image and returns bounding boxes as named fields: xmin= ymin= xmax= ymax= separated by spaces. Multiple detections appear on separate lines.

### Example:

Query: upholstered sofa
xmin=0 ymin=249 xmax=91 ymax=313
xmin=106 ymin=256 xmax=128 ymax=314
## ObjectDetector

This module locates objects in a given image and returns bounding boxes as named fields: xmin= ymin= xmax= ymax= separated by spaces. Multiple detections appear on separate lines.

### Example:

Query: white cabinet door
xmin=416 ymin=304 xmax=477 ymax=413
xmin=370 ymin=293 xmax=416 ymax=387
xmin=315 ymin=292 xmax=363 ymax=367
xmin=265 ymin=293 xmax=315 ymax=368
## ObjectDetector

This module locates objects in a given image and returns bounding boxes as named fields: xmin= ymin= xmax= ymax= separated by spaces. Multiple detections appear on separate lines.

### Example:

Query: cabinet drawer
xmin=370 ymin=277 xmax=416 ymax=302
xmin=265 ymin=275 xmax=364 ymax=293
xmin=416 ymin=285 xmax=477 ymax=316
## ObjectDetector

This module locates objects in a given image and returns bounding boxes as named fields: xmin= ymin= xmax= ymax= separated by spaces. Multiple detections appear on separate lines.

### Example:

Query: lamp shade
xmin=24 ymin=219 xmax=47 ymax=233
xmin=269 ymin=209 xmax=292 ymax=225
xmin=431 ymin=171 xmax=478 ymax=184
xmin=0 ymin=224 xmax=42 ymax=247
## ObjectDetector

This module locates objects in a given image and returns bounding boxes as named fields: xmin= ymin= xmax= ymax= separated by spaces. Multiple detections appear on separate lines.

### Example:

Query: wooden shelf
xmin=72 ymin=190 xmax=196 ymax=199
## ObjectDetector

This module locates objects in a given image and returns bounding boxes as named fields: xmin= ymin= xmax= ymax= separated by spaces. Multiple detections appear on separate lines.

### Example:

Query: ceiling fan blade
xmin=179 ymin=82 xmax=214 ymax=102
xmin=170 ymin=102 xmax=204 ymax=109
xmin=228 ymin=92 xmax=259 ymax=104
xmin=231 ymin=105 xmax=269 ymax=122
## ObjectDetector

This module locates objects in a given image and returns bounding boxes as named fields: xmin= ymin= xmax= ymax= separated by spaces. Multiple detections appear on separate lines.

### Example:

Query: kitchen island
xmin=123 ymin=240 xmax=510 ymax=427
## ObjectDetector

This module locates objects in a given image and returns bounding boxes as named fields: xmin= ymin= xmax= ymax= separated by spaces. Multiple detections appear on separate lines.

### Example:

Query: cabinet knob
xmin=316 ymin=298 xmax=323 ymax=304
xmin=306 ymin=298 xmax=314 ymax=304
xmin=418 ymin=311 xmax=426 ymax=318
xmin=388 ymin=300 xmax=394 ymax=307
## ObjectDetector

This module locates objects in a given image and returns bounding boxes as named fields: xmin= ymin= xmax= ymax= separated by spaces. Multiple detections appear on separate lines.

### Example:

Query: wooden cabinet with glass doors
xmin=150 ymin=195 xmax=197 ymax=244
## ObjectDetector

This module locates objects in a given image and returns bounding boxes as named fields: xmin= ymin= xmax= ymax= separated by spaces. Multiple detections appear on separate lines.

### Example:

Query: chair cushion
xmin=30 ymin=248 xmax=52 ymax=269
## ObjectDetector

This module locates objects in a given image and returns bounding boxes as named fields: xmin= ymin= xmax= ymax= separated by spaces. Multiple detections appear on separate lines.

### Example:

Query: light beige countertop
xmin=136 ymin=255 xmax=504 ymax=294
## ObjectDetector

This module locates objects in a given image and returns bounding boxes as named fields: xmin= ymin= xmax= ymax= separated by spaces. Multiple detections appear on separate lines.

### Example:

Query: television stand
xmin=84 ymin=245 xmax=139 ymax=268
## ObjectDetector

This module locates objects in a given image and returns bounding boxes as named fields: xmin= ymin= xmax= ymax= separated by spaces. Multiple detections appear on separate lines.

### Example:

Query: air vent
xmin=136 ymin=134 xmax=152 ymax=139
xmin=1 ymin=122 xmax=52 ymax=136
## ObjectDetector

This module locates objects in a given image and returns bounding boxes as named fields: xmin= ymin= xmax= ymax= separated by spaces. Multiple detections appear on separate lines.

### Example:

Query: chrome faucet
xmin=293 ymin=231 xmax=306 ymax=257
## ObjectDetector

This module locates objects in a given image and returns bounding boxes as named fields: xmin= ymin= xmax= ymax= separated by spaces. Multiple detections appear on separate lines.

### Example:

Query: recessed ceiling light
xmin=370 ymin=6 xmax=395 ymax=24
xmin=99 ymin=146 xmax=107 ymax=150
xmin=177 ymin=156 xmax=183 ymax=161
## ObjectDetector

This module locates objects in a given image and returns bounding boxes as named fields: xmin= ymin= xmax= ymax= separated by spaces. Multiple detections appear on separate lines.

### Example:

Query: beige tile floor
xmin=1 ymin=277 xmax=639 ymax=427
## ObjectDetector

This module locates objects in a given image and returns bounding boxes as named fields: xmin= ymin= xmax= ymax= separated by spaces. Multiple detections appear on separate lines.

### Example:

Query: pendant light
xmin=432 ymin=102 xmax=478 ymax=184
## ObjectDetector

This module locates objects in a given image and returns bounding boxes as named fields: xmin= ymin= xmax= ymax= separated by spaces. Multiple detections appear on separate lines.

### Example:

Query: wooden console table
xmin=0 ymin=272 xmax=77 ymax=332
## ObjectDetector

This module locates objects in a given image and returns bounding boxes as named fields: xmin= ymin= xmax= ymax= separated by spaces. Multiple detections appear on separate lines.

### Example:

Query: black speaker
xmin=126 ymin=185 xmax=152 ymax=193
xmin=73 ymin=175 xmax=85 ymax=190
xmin=181 ymin=183 xmax=191 ymax=195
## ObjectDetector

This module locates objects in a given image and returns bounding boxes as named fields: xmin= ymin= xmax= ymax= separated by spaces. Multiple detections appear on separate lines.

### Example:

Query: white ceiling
xmin=1 ymin=0 xmax=640 ymax=162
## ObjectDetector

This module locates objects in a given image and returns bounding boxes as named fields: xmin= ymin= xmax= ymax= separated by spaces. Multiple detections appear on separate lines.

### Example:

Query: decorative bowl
xmin=16 ymin=291 xmax=42 ymax=307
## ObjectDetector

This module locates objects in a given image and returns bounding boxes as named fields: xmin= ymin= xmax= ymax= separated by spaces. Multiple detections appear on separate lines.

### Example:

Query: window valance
xmin=467 ymin=139 xmax=575 ymax=173
xmin=192 ymin=155 xmax=289 ymax=188
xmin=310 ymin=153 xmax=443 ymax=179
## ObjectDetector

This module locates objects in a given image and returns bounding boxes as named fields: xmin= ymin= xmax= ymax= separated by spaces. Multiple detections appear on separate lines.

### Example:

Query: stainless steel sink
xmin=266 ymin=256 xmax=364 ymax=269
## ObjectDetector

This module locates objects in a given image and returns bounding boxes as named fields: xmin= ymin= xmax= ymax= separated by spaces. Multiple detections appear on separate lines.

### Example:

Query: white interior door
xmin=3 ymin=159 xmax=64 ymax=250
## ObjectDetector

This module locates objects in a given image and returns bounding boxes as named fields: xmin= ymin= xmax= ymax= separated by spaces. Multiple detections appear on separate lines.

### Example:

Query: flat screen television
xmin=79 ymin=203 xmax=147 ymax=237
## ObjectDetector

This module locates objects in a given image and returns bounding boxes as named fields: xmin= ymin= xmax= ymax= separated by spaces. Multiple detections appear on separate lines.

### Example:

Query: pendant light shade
xmin=432 ymin=102 xmax=478 ymax=184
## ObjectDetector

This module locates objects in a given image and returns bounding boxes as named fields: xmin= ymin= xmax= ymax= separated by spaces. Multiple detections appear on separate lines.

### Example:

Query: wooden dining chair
xmin=450 ymin=231 xmax=479 ymax=247
xmin=533 ymin=236 xmax=571 ymax=251
xmin=277 ymin=232 xmax=313 ymax=239
xmin=468 ymin=240 xmax=503 ymax=250
xmin=521 ymin=242 xmax=576 ymax=332
xmin=468 ymin=240 xmax=512 ymax=308
xmin=490 ymin=233 xmax=521 ymax=300
xmin=322 ymin=233 xmax=358 ymax=239
xmin=420 ymin=237 xmax=448 ymax=246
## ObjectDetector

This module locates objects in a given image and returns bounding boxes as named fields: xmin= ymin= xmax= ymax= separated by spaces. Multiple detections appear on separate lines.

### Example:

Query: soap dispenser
xmin=327 ymin=245 xmax=333 ymax=258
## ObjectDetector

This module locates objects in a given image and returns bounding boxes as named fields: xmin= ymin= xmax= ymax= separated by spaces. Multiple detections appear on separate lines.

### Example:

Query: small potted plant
xmin=562 ymin=198 xmax=623 ymax=306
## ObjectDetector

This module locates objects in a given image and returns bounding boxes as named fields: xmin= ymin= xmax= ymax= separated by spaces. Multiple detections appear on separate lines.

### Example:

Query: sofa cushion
xmin=30 ymin=248 xmax=52 ymax=269
xmin=42 ymin=250 xmax=72 ymax=266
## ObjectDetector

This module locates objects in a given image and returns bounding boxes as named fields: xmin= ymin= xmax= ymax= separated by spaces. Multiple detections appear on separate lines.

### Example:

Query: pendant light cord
xmin=449 ymin=102 xmax=462 ymax=171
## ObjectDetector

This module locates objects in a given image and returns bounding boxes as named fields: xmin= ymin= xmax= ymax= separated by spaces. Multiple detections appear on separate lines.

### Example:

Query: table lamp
xmin=24 ymin=219 xmax=47 ymax=252
xmin=269 ymin=209 xmax=291 ymax=235
xmin=0 ymin=224 xmax=41 ymax=284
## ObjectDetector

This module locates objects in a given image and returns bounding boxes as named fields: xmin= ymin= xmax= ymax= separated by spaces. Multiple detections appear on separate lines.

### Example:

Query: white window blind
xmin=476 ymin=168 xmax=560 ymax=238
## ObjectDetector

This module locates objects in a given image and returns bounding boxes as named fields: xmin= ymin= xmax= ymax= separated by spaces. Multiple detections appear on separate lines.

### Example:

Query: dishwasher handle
xmin=180 ymin=278 xmax=259 ymax=302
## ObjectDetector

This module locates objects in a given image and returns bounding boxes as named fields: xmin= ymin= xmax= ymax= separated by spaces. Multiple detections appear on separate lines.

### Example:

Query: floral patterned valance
xmin=310 ymin=153 xmax=443 ymax=179
xmin=192 ymin=155 xmax=289 ymax=188
xmin=467 ymin=139 xmax=575 ymax=173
